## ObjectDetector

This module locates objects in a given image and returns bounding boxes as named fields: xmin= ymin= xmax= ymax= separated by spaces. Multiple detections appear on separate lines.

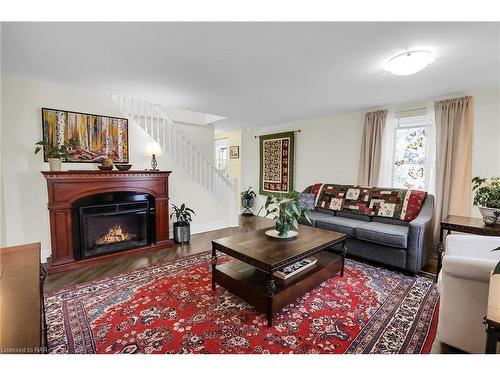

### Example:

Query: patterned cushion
xmin=369 ymin=188 xmax=427 ymax=222
xmin=298 ymin=193 xmax=316 ymax=210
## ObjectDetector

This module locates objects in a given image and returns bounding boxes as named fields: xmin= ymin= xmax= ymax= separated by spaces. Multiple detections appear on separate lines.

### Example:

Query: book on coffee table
xmin=273 ymin=257 xmax=317 ymax=280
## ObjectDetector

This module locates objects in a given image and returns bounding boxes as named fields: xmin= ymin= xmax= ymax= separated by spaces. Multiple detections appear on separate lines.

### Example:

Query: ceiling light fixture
xmin=385 ymin=50 xmax=434 ymax=76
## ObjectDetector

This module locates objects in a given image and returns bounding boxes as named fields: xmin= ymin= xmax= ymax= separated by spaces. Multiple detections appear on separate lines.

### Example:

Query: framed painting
xmin=259 ymin=131 xmax=295 ymax=195
xmin=41 ymin=108 xmax=129 ymax=163
xmin=229 ymin=145 xmax=239 ymax=159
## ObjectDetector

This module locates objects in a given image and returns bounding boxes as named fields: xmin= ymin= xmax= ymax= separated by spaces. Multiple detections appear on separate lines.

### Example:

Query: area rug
xmin=45 ymin=252 xmax=439 ymax=354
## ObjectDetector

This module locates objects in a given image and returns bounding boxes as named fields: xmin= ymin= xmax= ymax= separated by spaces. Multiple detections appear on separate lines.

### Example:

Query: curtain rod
xmin=254 ymin=129 xmax=301 ymax=139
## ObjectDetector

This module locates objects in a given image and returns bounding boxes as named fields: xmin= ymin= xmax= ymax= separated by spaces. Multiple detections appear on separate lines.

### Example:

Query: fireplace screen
xmin=77 ymin=198 xmax=151 ymax=259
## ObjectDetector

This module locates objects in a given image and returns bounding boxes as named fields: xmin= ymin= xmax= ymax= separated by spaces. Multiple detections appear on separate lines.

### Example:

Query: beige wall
xmin=215 ymin=129 xmax=242 ymax=205
xmin=241 ymin=111 xmax=365 ymax=213
xmin=0 ymin=75 xmax=230 ymax=259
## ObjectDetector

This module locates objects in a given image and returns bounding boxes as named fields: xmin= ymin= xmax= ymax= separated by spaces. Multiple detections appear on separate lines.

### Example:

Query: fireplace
xmin=42 ymin=170 xmax=172 ymax=274
xmin=73 ymin=192 xmax=155 ymax=260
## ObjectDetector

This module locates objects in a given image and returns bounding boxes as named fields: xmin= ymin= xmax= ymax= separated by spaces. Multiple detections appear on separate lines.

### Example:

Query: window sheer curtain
xmin=378 ymin=106 xmax=437 ymax=194
xmin=433 ymin=96 xmax=473 ymax=240
xmin=358 ymin=110 xmax=387 ymax=186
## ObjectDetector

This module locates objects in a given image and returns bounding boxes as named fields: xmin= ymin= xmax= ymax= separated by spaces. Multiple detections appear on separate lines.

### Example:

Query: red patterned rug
xmin=45 ymin=252 xmax=439 ymax=354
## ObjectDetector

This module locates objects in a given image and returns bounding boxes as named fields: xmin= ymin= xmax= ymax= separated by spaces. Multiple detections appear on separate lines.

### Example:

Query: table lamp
xmin=145 ymin=142 xmax=162 ymax=171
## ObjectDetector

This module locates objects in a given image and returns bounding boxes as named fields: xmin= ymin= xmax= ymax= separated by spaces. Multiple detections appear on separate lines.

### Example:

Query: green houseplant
xmin=261 ymin=191 xmax=311 ymax=238
xmin=472 ymin=176 xmax=500 ymax=225
xmin=170 ymin=203 xmax=196 ymax=243
xmin=241 ymin=187 xmax=257 ymax=216
xmin=34 ymin=138 xmax=78 ymax=171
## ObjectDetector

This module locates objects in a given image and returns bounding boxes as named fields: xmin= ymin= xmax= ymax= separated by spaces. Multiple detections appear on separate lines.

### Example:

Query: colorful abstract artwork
xmin=41 ymin=108 xmax=129 ymax=163
xmin=259 ymin=132 xmax=294 ymax=195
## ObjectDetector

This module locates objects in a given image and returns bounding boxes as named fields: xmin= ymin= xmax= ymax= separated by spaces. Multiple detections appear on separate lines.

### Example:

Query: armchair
xmin=437 ymin=234 xmax=500 ymax=353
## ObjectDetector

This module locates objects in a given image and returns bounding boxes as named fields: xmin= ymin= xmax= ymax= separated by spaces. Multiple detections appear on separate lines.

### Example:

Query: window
xmin=379 ymin=107 xmax=435 ymax=192
xmin=215 ymin=139 xmax=228 ymax=176
xmin=392 ymin=115 xmax=431 ymax=190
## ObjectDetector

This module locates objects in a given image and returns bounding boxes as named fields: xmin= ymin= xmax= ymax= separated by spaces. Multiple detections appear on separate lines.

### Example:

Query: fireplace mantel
xmin=42 ymin=170 xmax=173 ymax=273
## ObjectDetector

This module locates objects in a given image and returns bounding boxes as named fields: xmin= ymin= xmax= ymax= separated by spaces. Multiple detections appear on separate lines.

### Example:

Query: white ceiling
xmin=2 ymin=22 xmax=500 ymax=131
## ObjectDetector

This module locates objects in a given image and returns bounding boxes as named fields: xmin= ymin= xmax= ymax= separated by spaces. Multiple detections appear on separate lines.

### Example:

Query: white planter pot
xmin=48 ymin=158 xmax=62 ymax=171
xmin=478 ymin=206 xmax=500 ymax=224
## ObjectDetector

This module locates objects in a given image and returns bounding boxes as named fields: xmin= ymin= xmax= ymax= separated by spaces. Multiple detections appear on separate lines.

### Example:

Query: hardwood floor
xmin=45 ymin=215 xmax=438 ymax=292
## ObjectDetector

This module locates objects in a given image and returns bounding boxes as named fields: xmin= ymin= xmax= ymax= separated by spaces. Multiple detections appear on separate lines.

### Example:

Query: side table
xmin=436 ymin=215 xmax=500 ymax=282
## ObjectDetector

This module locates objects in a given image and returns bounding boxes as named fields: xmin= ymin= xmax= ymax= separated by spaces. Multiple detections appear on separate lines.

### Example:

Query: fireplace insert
xmin=72 ymin=192 xmax=155 ymax=260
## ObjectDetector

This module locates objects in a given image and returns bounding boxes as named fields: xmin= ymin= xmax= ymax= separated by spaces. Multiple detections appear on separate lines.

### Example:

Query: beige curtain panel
xmin=434 ymin=96 xmax=473 ymax=240
xmin=358 ymin=110 xmax=387 ymax=186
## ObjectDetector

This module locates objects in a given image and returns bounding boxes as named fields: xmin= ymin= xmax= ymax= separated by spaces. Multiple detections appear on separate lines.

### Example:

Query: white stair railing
xmin=108 ymin=94 xmax=238 ymax=227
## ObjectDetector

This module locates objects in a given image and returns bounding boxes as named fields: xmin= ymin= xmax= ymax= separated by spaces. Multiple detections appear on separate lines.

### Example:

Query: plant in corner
xmin=170 ymin=203 xmax=196 ymax=244
xmin=240 ymin=186 xmax=257 ymax=216
xmin=262 ymin=191 xmax=311 ymax=238
xmin=34 ymin=138 xmax=79 ymax=171
xmin=472 ymin=176 xmax=500 ymax=225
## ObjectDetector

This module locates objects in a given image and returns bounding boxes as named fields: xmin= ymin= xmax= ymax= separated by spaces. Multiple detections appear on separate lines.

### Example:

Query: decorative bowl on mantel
xmin=115 ymin=164 xmax=132 ymax=171
xmin=97 ymin=165 xmax=113 ymax=171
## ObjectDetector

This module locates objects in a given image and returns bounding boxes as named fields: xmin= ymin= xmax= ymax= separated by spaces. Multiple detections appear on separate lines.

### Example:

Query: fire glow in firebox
xmin=95 ymin=225 xmax=135 ymax=245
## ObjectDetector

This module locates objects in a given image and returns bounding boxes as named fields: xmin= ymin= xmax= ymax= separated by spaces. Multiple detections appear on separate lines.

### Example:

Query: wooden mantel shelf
xmin=42 ymin=170 xmax=173 ymax=274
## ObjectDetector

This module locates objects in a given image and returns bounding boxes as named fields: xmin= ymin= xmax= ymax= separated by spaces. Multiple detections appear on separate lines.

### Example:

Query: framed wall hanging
xmin=259 ymin=131 xmax=295 ymax=195
xmin=41 ymin=108 xmax=129 ymax=163
xmin=229 ymin=145 xmax=239 ymax=159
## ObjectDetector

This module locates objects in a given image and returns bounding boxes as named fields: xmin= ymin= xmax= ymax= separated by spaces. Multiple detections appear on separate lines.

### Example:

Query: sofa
xmin=437 ymin=234 xmax=500 ymax=353
xmin=300 ymin=183 xmax=435 ymax=274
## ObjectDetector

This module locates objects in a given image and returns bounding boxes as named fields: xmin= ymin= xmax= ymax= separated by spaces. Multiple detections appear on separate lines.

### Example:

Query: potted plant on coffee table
xmin=261 ymin=191 xmax=311 ymax=239
xmin=170 ymin=203 xmax=196 ymax=243
xmin=34 ymin=138 xmax=78 ymax=171
xmin=241 ymin=186 xmax=257 ymax=216
xmin=472 ymin=176 xmax=500 ymax=225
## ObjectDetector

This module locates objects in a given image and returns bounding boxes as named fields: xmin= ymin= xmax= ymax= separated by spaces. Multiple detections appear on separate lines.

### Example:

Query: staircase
xmin=108 ymin=94 xmax=238 ymax=227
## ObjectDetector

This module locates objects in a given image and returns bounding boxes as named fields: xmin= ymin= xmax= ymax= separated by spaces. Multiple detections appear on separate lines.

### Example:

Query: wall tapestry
xmin=259 ymin=131 xmax=294 ymax=195
xmin=41 ymin=108 xmax=129 ymax=163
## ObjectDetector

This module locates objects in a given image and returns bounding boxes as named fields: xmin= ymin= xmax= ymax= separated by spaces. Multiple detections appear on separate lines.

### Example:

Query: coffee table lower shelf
xmin=212 ymin=251 xmax=344 ymax=327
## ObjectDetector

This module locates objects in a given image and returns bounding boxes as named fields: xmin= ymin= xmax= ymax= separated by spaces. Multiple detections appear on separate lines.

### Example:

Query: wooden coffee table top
xmin=212 ymin=224 xmax=346 ymax=272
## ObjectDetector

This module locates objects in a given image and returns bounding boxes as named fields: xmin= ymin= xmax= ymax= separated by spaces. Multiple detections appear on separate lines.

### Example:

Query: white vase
xmin=48 ymin=158 xmax=62 ymax=171
xmin=478 ymin=206 xmax=500 ymax=224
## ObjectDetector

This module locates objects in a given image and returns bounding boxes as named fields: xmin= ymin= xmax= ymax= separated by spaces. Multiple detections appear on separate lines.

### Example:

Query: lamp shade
xmin=145 ymin=142 xmax=162 ymax=156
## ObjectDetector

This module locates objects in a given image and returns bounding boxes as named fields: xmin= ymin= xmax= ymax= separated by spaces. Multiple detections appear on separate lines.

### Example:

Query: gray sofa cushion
xmin=372 ymin=216 xmax=409 ymax=226
xmin=314 ymin=216 xmax=363 ymax=236
xmin=336 ymin=211 xmax=371 ymax=222
xmin=315 ymin=207 xmax=335 ymax=215
xmin=354 ymin=221 xmax=409 ymax=249
xmin=300 ymin=211 xmax=333 ymax=226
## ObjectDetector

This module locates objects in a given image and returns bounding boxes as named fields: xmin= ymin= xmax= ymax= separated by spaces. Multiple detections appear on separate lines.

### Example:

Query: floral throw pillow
xmin=299 ymin=193 xmax=316 ymax=210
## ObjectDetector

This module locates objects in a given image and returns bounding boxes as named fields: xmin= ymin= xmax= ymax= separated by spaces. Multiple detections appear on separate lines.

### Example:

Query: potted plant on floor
xmin=472 ymin=176 xmax=500 ymax=225
xmin=261 ymin=191 xmax=311 ymax=239
xmin=241 ymin=186 xmax=257 ymax=216
xmin=170 ymin=203 xmax=196 ymax=243
xmin=34 ymin=138 xmax=78 ymax=171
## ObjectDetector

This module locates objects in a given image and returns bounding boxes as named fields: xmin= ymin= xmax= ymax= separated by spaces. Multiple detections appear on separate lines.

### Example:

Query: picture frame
xmin=41 ymin=107 xmax=129 ymax=163
xmin=229 ymin=145 xmax=240 ymax=159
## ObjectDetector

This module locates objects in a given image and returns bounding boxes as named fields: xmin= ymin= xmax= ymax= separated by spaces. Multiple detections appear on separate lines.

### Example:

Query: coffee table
xmin=211 ymin=224 xmax=347 ymax=327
